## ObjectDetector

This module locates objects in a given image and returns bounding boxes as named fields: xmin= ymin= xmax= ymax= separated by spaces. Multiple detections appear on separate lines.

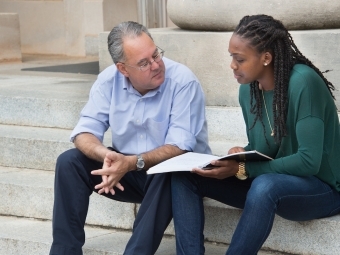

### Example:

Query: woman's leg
xmin=172 ymin=172 xmax=205 ymax=255
xmin=171 ymin=172 xmax=252 ymax=255
xmin=226 ymin=173 xmax=340 ymax=255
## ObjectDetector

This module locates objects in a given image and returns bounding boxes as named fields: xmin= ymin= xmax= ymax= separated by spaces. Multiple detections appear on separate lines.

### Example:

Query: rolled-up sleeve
xmin=70 ymin=79 xmax=110 ymax=142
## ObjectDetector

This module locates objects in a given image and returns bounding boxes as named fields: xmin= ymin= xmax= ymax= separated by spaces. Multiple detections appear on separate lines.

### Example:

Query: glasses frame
xmin=120 ymin=46 xmax=165 ymax=72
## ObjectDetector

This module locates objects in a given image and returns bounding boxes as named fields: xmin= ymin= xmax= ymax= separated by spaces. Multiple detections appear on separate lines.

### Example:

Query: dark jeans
xmin=171 ymin=172 xmax=340 ymax=255
xmin=49 ymin=148 xmax=172 ymax=255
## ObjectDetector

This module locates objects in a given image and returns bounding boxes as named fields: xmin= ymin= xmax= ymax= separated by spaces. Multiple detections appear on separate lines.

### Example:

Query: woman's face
xmin=228 ymin=34 xmax=268 ymax=84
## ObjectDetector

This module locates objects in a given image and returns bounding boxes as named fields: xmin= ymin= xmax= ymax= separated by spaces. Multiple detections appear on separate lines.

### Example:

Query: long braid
xmin=234 ymin=15 xmax=335 ymax=144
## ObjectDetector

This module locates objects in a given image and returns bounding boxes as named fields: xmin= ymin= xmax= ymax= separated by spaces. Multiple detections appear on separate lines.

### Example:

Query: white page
xmin=147 ymin=152 xmax=219 ymax=174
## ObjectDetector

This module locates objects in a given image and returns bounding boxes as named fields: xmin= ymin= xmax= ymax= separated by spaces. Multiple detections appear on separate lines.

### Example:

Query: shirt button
xmin=136 ymin=119 xmax=140 ymax=124
xmin=140 ymin=135 xmax=143 ymax=139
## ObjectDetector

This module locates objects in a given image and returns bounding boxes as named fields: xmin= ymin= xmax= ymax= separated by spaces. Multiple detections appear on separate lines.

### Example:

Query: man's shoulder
xmin=97 ymin=64 xmax=120 ymax=81
xmin=163 ymin=57 xmax=199 ymax=84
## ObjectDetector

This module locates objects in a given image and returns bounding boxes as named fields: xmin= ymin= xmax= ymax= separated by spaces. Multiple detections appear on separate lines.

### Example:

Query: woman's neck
xmin=258 ymin=71 xmax=275 ymax=91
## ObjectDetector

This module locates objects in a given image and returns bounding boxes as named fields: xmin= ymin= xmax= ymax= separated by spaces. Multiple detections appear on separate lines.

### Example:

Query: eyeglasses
xmin=120 ymin=47 xmax=165 ymax=72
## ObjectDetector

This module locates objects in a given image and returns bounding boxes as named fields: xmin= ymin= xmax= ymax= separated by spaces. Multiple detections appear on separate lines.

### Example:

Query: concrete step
xmin=0 ymin=74 xmax=248 ymax=141
xmin=0 ymin=215 xmax=288 ymax=255
xmin=1 ymin=166 xmax=340 ymax=255
xmin=0 ymin=124 xmax=74 ymax=170
xmin=0 ymin=123 xmax=246 ymax=171
xmin=0 ymin=74 xmax=93 ymax=129
xmin=0 ymin=166 xmax=135 ymax=230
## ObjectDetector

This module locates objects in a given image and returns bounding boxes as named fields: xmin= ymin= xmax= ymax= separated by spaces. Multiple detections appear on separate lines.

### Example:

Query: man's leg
xmin=226 ymin=173 xmax=340 ymax=255
xmin=124 ymin=173 xmax=173 ymax=255
xmin=49 ymin=148 xmax=146 ymax=255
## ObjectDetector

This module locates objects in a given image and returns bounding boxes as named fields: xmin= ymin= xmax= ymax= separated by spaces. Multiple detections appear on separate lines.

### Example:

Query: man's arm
xmin=78 ymin=130 xmax=185 ymax=194
xmin=74 ymin=132 xmax=110 ymax=162
xmin=140 ymin=144 xmax=186 ymax=171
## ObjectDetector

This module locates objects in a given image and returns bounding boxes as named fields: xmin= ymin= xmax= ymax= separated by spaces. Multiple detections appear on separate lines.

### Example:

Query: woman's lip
xmin=234 ymin=73 xmax=241 ymax=79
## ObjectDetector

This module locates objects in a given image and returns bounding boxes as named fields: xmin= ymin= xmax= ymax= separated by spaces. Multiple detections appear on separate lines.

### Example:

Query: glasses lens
xmin=140 ymin=63 xmax=150 ymax=72
xmin=139 ymin=50 xmax=164 ymax=71
xmin=155 ymin=52 xmax=163 ymax=62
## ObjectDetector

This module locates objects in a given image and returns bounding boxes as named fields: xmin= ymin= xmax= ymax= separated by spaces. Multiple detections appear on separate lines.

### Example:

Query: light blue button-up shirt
xmin=71 ymin=57 xmax=211 ymax=155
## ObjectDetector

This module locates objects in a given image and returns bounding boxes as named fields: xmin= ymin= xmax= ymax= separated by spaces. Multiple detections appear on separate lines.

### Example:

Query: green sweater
xmin=239 ymin=64 xmax=340 ymax=192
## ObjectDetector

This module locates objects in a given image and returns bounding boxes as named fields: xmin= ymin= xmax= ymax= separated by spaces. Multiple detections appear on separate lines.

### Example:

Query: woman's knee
xmin=247 ymin=174 xmax=280 ymax=202
xmin=171 ymin=172 xmax=199 ymax=195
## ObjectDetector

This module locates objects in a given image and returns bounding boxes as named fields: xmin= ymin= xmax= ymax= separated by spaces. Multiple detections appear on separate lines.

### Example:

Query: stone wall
xmin=0 ymin=13 xmax=21 ymax=62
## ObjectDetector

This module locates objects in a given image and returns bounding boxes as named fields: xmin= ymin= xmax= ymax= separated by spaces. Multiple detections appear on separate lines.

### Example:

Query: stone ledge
xmin=1 ymin=166 xmax=340 ymax=254
xmin=167 ymin=0 xmax=340 ymax=31
xmin=2 ymin=215 xmax=276 ymax=255
xmin=99 ymin=28 xmax=340 ymax=108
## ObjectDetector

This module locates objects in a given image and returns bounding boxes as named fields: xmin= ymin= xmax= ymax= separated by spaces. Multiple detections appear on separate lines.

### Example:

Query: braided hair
xmin=234 ymin=14 xmax=335 ymax=144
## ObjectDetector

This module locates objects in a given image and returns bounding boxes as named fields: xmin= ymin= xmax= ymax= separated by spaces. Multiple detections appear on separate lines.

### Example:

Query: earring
xmin=264 ymin=63 xmax=268 ymax=66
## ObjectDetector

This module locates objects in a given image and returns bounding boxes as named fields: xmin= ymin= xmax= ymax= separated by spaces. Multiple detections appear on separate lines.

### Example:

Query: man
xmin=49 ymin=21 xmax=211 ymax=255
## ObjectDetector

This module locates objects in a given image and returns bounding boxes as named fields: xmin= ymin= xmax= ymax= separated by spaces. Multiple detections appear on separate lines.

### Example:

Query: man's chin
xmin=152 ymin=75 xmax=165 ymax=85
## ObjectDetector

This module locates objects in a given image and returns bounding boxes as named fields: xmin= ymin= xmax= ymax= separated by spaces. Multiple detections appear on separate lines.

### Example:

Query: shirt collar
xmin=123 ymin=76 xmax=165 ymax=98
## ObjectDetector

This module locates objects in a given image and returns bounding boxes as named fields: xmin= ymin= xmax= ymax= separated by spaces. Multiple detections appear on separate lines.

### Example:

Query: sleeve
xmin=246 ymin=116 xmax=324 ymax=178
xmin=70 ymin=79 xmax=111 ymax=143
xmin=164 ymin=80 xmax=207 ymax=152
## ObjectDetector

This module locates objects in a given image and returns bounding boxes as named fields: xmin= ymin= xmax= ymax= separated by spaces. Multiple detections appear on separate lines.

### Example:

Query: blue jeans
xmin=171 ymin=172 xmax=340 ymax=255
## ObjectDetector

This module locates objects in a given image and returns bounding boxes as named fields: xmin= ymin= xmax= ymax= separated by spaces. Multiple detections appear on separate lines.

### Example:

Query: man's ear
xmin=116 ymin=63 xmax=129 ymax=77
xmin=262 ymin=51 xmax=273 ymax=66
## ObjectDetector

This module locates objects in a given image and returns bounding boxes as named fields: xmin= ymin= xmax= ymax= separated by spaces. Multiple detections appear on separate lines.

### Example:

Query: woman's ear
xmin=116 ymin=62 xmax=129 ymax=77
xmin=263 ymin=51 xmax=273 ymax=66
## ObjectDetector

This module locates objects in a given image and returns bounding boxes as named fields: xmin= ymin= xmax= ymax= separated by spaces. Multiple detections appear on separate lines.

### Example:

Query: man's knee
xmin=56 ymin=148 xmax=83 ymax=168
xmin=55 ymin=148 xmax=91 ymax=180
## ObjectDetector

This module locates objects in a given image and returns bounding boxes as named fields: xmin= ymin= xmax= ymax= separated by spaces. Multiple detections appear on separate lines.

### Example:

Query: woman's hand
xmin=192 ymin=159 xmax=239 ymax=179
xmin=228 ymin=146 xmax=246 ymax=154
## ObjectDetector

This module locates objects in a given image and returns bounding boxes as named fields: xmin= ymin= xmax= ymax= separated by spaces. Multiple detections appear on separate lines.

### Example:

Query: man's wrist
xmin=136 ymin=154 xmax=145 ymax=171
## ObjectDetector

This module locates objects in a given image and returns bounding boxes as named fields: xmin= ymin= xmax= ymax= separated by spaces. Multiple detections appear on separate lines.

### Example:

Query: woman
xmin=171 ymin=14 xmax=340 ymax=255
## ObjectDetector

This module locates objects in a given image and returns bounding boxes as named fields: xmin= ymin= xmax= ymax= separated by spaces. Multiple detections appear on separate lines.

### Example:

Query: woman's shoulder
xmin=289 ymin=64 xmax=326 ymax=93
xmin=290 ymin=64 xmax=322 ymax=85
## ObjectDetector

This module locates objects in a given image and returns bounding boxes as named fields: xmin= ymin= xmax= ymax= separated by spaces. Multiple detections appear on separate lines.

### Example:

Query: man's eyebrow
xmin=136 ymin=48 xmax=158 ymax=65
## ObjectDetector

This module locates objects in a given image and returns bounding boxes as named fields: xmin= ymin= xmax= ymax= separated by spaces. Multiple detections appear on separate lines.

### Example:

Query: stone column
xmin=0 ymin=13 xmax=21 ymax=62
xmin=64 ymin=0 xmax=86 ymax=56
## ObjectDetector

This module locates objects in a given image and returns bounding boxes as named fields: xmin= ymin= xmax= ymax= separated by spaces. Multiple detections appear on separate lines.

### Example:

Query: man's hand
xmin=91 ymin=151 xmax=136 ymax=195
xmin=192 ymin=159 xmax=239 ymax=179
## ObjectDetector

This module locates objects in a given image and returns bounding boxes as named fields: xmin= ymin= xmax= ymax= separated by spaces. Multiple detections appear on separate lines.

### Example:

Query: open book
xmin=147 ymin=150 xmax=273 ymax=174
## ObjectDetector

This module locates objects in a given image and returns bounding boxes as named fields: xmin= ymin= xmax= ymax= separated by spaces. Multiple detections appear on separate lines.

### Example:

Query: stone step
xmin=0 ymin=74 xmax=93 ymax=129
xmin=0 ymin=166 xmax=135 ymax=230
xmin=0 ymin=123 xmax=246 ymax=171
xmin=0 ymin=215 xmax=287 ymax=255
xmin=1 ymin=166 xmax=340 ymax=255
xmin=0 ymin=73 xmax=248 ymax=142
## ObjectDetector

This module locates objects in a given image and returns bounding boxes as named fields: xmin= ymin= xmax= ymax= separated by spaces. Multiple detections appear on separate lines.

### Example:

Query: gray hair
xmin=108 ymin=21 xmax=153 ymax=64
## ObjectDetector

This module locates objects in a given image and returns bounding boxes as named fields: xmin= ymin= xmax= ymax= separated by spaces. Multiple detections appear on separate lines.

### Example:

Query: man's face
xmin=118 ymin=32 xmax=165 ymax=95
xmin=228 ymin=34 xmax=266 ymax=85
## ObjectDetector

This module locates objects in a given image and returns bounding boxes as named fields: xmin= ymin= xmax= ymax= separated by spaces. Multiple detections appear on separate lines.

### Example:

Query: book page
xmin=147 ymin=152 xmax=219 ymax=174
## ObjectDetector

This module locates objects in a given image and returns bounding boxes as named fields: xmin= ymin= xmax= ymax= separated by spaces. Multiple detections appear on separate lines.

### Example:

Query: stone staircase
xmin=0 ymin=30 xmax=340 ymax=254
